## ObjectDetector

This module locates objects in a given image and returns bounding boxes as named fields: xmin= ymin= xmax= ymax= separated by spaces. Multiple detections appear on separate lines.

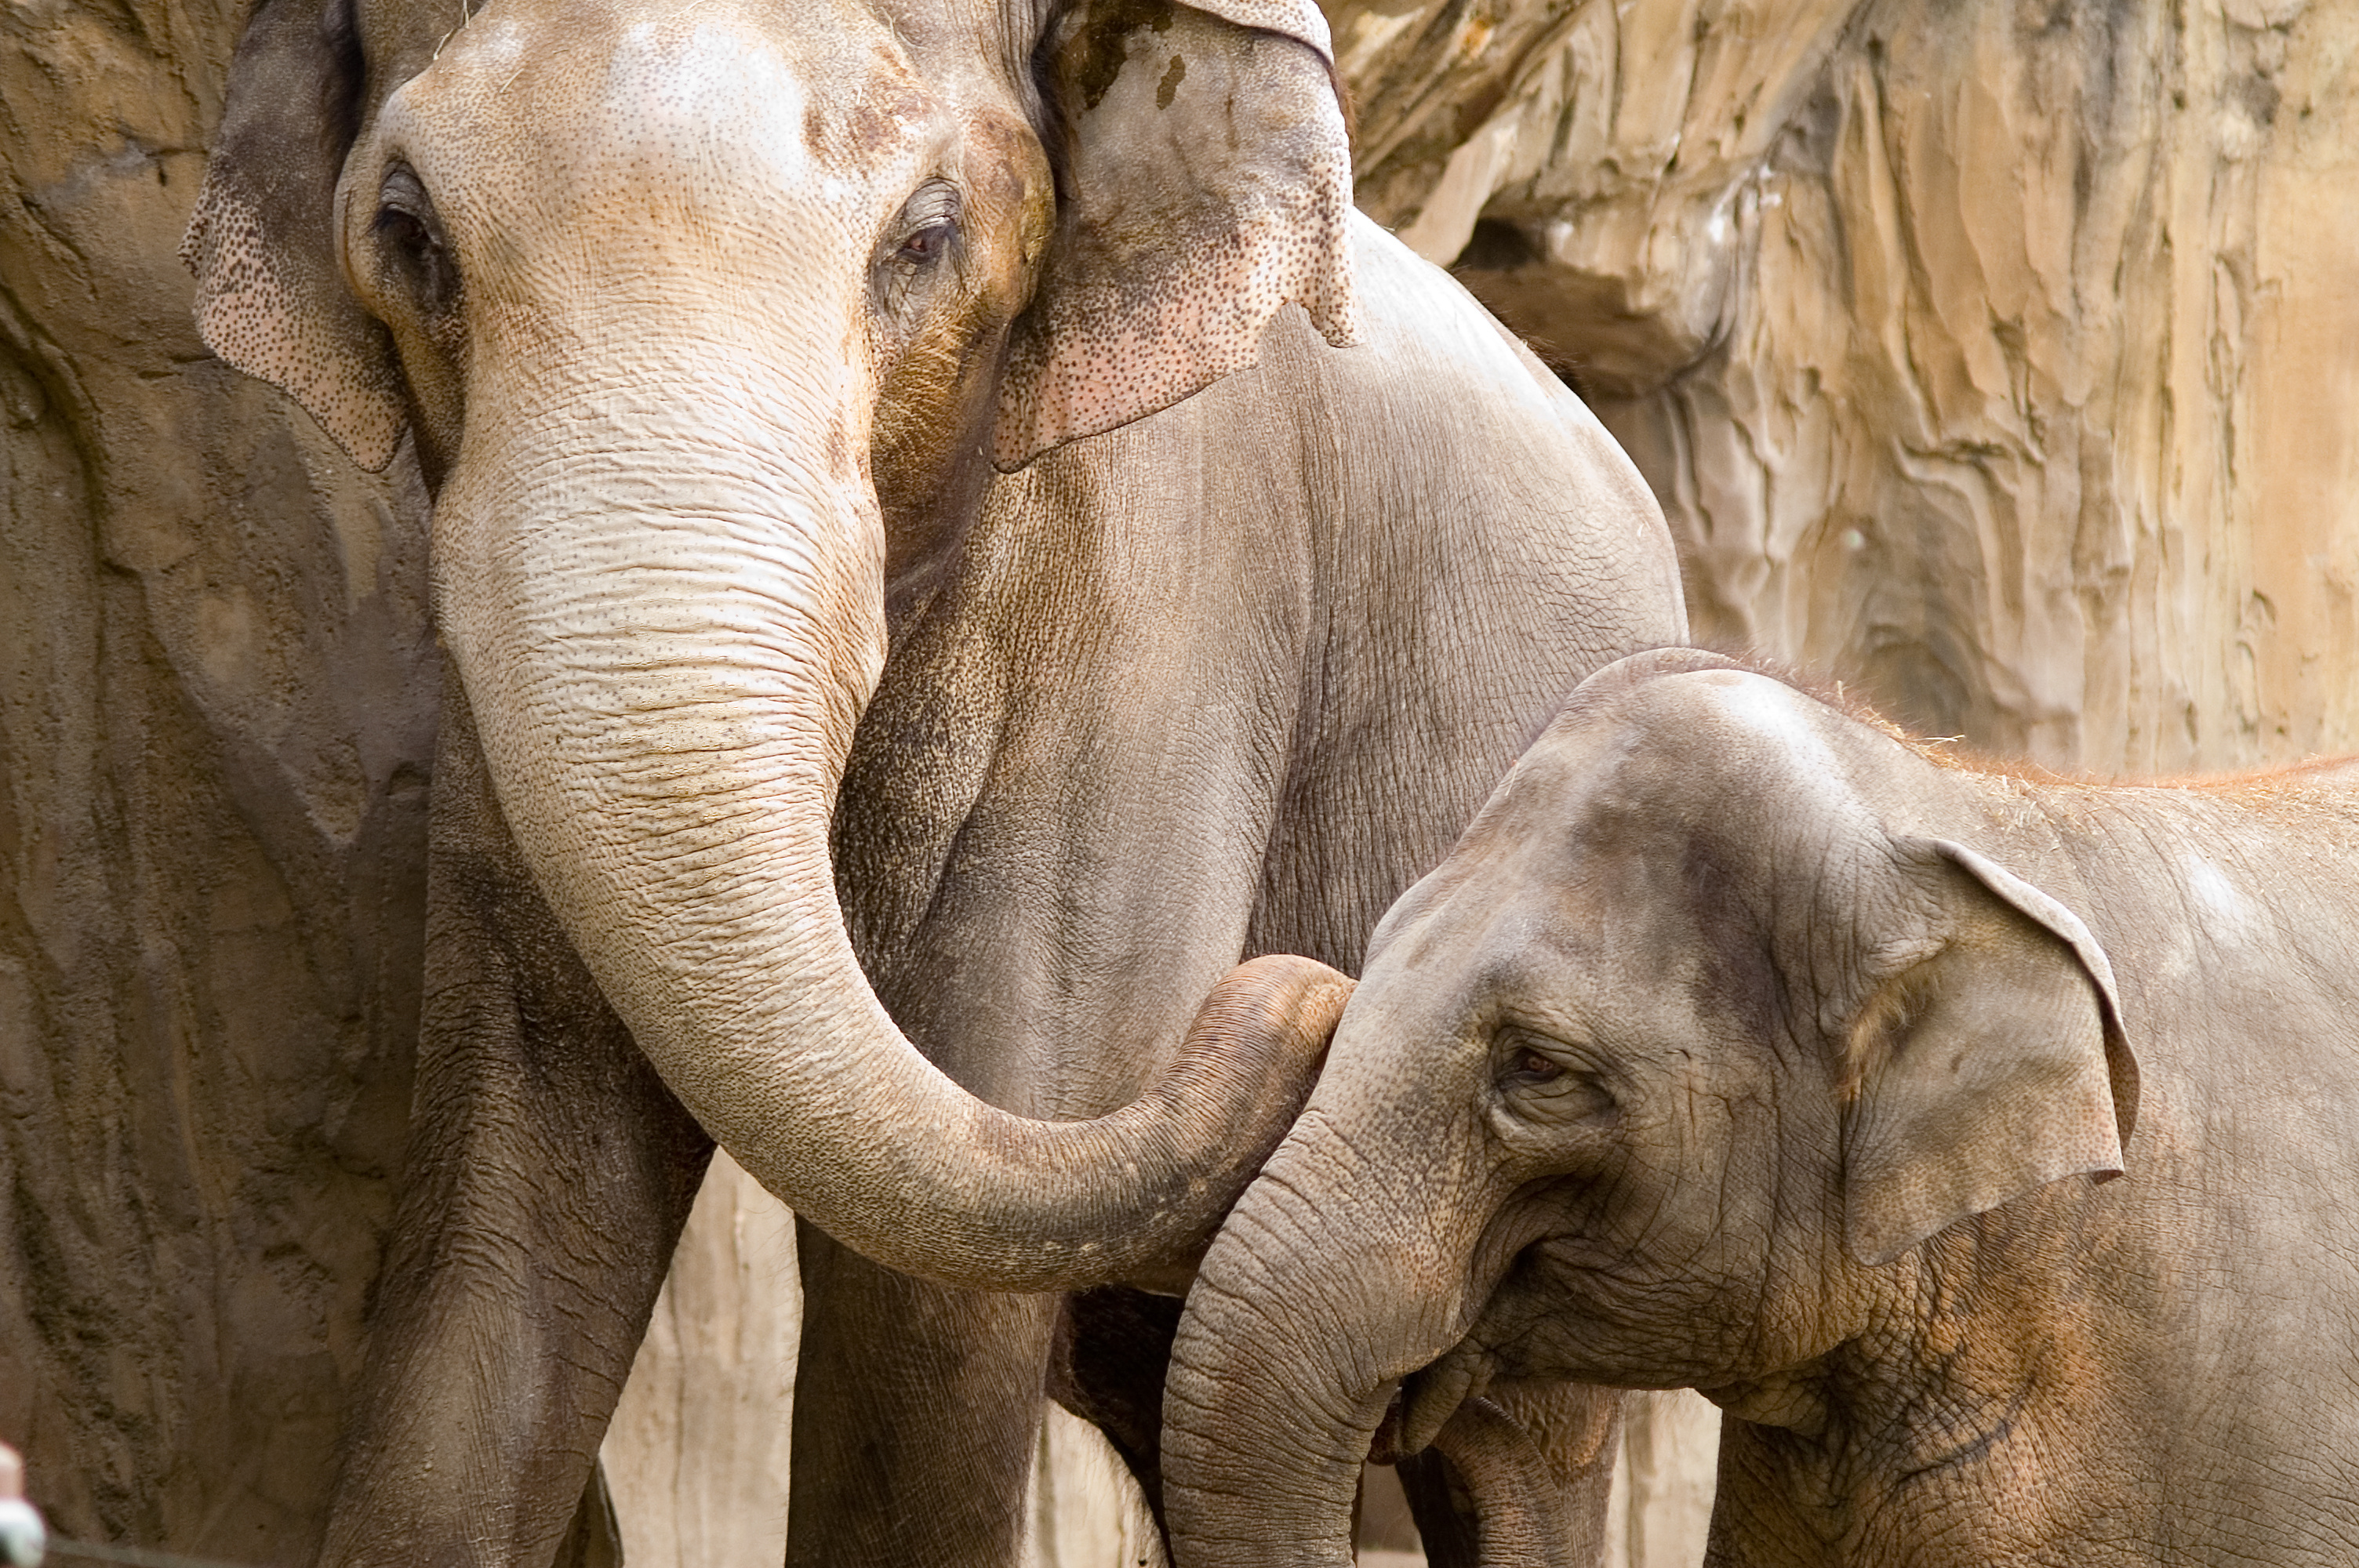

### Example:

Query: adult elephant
xmin=182 ymin=0 xmax=1686 ymax=1561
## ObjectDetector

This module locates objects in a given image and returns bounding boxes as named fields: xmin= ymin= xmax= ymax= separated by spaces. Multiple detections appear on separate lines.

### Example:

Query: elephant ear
xmin=181 ymin=0 xmax=405 ymax=471
xmin=1839 ymin=839 xmax=2139 ymax=1267
xmin=994 ymin=0 xmax=1358 ymax=470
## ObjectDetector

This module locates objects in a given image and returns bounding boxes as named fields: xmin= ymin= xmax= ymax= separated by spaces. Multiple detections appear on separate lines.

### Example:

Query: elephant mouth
xmin=1383 ymin=1338 xmax=1497 ymax=1461
xmin=1379 ymin=1204 xmax=1568 ymax=1461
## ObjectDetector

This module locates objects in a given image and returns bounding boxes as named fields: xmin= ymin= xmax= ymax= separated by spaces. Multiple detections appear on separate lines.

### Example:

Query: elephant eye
xmin=374 ymin=166 xmax=434 ymax=244
xmin=1499 ymin=1031 xmax=1572 ymax=1086
xmin=884 ymin=180 xmax=963 ymax=278
xmin=897 ymin=220 xmax=955 ymax=267
xmin=1496 ymin=1032 xmax=1616 ymax=1126
xmin=374 ymin=206 xmax=433 ymax=255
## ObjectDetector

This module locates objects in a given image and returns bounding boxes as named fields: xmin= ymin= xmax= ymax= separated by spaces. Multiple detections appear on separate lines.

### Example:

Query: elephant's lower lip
xmin=1388 ymin=1350 xmax=1486 ymax=1460
xmin=1367 ymin=1391 xmax=1413 ymax=1466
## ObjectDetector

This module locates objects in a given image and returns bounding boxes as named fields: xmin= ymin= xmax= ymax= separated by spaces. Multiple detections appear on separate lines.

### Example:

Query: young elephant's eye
xmin=1497 ymin=1033 xmax=1616 ymax=1126
xmin=1514 ymin=1049 xmax=1564 ymax=1083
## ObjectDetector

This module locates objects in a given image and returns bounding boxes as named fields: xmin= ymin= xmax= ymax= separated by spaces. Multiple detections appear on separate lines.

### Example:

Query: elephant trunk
xmin=1426 ymin=1401 xmax=1593 ymax=1568
xmin=428 ymin=333 xmax=1349 ymax=1293
xmin=1163 ymin=1108 xmax=1487 ymax=1567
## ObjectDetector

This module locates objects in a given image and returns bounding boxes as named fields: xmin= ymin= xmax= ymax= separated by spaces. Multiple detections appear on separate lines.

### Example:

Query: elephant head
xmin=1161 ymin=649 xmax=2139 ymax=1566
xmin=182 ymin=0 xmax=1359 ymax=1291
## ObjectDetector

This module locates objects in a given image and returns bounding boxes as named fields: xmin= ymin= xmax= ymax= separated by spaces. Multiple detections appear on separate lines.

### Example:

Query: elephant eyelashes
xmin=880 ymin=180 xmax=962 ymax=293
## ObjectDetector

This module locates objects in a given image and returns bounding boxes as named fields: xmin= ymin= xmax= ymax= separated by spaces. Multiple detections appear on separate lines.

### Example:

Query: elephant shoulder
xmin=1329 ymin=222 xmax=1660 ymax=511
xmin=1336 ymin=215 xmax=1570 ymax=407
xmin=1259 ymin=215 xmax=1683 ymax=638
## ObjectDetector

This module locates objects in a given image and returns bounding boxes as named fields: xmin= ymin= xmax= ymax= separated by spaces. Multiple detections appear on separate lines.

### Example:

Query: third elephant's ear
xmin=182 ymin=0 xmax=405 ymax=471
xmin=994 ymin=0 xmax=1359 ymax=470
xmin=1839 ymin=839 xmax=2139 ymax=1267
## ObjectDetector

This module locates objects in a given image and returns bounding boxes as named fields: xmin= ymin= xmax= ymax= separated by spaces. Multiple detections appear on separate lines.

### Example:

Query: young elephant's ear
xmin=994 ymin=0 xmax=1358 ymax=470
xmin=181 ymin=0 xmax=405 ymax=471
xmin=1840 ymin=839 xmax=2139 ymax=1267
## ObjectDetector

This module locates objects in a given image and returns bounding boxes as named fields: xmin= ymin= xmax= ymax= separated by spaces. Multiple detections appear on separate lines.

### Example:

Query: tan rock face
xmin=0 ymin=0 xmax=436 ymax=1554
xmin=604 ymin=1154 xmax=798 ymax=1568
xmin=1341 ymin=0 xmax=2359 ymax=771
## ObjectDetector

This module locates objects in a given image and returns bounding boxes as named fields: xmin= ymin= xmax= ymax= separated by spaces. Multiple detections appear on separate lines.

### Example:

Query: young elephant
xmin=1164 ymin=646 xmax=2359 ymax=1566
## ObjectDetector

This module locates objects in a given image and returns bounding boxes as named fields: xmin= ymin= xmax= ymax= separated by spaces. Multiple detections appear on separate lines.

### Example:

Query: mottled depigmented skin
xmin=1165 ymin=647 xmax=2359 ymax=1566
xmin=184 ymin=0 xmax=1686 ymax=1563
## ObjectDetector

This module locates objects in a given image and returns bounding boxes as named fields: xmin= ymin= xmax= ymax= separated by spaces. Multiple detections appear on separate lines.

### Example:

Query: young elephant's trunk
xmin=1163 ymin=1166 xmax=1384 ymax=1566
xmin=1424 ymin=1401 xmax=1594 ymax=1568
xmin=1162 ymin=1102 xmax=1495 ymax=1566
xmin=431 ymin=328 xmax=1350 ymax=1291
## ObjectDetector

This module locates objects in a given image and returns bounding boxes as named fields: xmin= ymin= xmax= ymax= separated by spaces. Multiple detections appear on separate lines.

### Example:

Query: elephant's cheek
xmin=870 ymin=304 xmax=1008 ymax=535
xmin=867 ymin=113 xmax=1046 ymax=533
xmin=871 ymin=347 xmax=945 ymax=479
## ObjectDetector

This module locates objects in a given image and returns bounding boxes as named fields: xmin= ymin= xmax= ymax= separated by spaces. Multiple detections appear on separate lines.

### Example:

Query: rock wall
xmin=0 ymin=0 xmax=437 ymax=1555
xmin=1599 ymin=1393 xmax=1719 ymax=1568
xmin=1341 ymin=0 xmax=2359 ymax=772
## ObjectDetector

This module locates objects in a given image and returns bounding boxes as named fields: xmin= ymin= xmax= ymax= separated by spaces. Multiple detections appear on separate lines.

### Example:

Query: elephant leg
xmin=1397 ymin=1450 xmax=1479 ymax=1567
xmin=1049 ymin=1286 xmax=1186 ymax=1538
xmin=789 ymin=1221 xmax=1058 ymax=1567
xmin=1399 ymin=1385 xmax=1623 ymax=1568
xmin=318 ymin=678 xmax=714 ymax=1568
xmin=551 ymin=1463 xmax=625 ymax=1568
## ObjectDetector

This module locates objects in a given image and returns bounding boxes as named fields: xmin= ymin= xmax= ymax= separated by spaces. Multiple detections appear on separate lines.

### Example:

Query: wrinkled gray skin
xmin=1168 ymin=647 xmax=2359 ymax=1567
xmin=181 ymin=0 xmax=1687 ymax=1561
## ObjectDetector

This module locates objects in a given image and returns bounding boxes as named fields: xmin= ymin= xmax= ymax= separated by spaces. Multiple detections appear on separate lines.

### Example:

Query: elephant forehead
xmin=400 ymin=1 xmax=936 ymax=229
xmin=1381 ymin=798 xmax=1729 ymax=1011
xmin=1355 ymin=887 xmax=1568 ymax=1026
xmin=588 ymin=15 xmax=932 ymax=176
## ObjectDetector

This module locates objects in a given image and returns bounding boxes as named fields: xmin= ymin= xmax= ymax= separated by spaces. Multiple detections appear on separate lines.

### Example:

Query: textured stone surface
xmin=1600 ymin=1393 xmax=1720 ymax=1568
xmin=0 ymin=0 xmax=437 ymax=1556
xmin=1345 ymin=0 xmax=2359 ymax=772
